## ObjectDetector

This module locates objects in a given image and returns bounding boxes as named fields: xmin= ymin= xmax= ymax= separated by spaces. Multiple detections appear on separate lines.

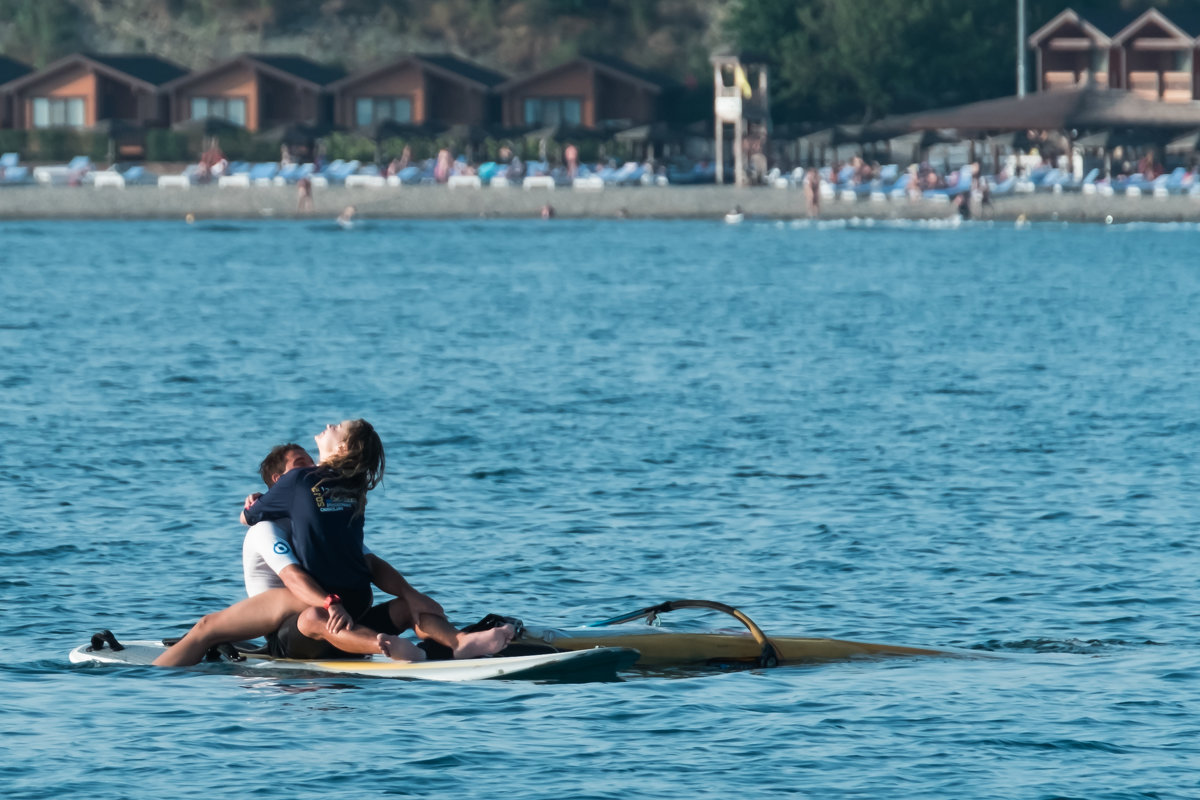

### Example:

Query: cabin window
xmin=31 ymin=97 xmax=85 ymax=128
xmin=355 ymin=97 xmax=413 ymax=127
xmin=523 ymin=97 xmax=582 ymax=126
xmin=190 ymin=97 xmax=247 ymax=126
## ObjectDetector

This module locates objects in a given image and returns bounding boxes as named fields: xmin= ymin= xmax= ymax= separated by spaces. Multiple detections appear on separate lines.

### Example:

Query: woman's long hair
xmin=319 ymin=419 xmax=385 ymax=518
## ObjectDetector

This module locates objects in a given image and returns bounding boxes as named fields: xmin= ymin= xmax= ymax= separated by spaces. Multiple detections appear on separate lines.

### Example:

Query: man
xmin=243 ymin=443 xmax=511 ymax=660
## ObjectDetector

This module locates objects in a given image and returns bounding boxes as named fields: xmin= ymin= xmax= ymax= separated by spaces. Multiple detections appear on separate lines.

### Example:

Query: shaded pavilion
xmin=904 ymin=87 xmax=1200 ymax=174
xmin=907 ymin=86 xmax=1200 ymax=133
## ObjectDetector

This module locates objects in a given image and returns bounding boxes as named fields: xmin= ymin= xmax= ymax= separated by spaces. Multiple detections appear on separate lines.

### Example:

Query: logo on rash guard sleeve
xmin=273 ymin=542 xmax=291 ymax=555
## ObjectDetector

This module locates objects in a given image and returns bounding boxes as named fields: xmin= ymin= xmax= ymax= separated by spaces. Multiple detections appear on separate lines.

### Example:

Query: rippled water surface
xmin=2 ymin=218 xmax=1199 ymax=799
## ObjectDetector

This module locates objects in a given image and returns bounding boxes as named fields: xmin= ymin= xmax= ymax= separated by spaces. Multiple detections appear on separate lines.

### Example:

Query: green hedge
xmin=0 ymin=130 xmax=28 ymax=156
xmin=0 ymin=127 xmax=634 ymax=166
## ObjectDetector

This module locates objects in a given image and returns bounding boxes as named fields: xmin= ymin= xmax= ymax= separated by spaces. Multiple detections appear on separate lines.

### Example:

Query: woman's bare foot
xmin=377 ymin=634 xmax=426 ymax=662
xmin=453 ymin=624 xmax=515 ymax=660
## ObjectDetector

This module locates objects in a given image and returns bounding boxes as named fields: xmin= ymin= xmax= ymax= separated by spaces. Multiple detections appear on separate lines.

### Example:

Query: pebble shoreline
xmin=2 ymin=184 xmax=1199 ymax=222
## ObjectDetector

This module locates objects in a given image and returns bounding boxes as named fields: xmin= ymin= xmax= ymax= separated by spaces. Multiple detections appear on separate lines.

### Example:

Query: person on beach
xmin=297 ymin=175 xmax=313 ymax=213
xmin=154 ymin=421 xmax=513 ymax=667
xmin=804 ymin=167 xmax=820 ymax=217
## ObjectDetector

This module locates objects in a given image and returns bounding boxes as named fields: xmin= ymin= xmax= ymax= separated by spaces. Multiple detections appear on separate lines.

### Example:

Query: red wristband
xmin=323 ymin=594 xmax=342 ymax=610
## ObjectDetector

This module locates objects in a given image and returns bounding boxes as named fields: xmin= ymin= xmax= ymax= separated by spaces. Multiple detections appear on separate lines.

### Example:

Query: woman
xmin=154 ymin=419 xmax=425 ymax=666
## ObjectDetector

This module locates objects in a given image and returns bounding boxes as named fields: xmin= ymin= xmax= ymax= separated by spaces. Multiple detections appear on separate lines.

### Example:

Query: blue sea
xmin=2 ymin=217 xmax=1199 ymax=799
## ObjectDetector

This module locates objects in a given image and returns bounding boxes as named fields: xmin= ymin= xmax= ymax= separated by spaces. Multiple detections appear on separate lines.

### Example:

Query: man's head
xmin=259 ymin=443 xmax=315 ymax=488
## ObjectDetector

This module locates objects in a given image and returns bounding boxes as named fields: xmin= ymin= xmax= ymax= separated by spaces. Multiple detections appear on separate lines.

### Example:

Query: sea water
xmin=1 ymin=218 xmax=1198 ymax=799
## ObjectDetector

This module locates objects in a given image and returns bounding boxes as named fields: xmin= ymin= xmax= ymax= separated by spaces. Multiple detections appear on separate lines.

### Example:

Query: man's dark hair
xmin=259 ymin=443 xmax=306 ymax=488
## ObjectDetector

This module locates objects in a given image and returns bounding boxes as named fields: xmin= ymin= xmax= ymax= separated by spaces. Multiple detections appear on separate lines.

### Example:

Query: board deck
xmin=69 ymin=640 xmax=639 ymax=683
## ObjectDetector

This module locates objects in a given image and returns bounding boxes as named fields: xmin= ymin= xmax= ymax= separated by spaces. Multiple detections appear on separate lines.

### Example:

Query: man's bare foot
xmin=378 ymin=634 xmax=426 ymax=662
xmin=453 ymin=624 xmax=515 ymax=660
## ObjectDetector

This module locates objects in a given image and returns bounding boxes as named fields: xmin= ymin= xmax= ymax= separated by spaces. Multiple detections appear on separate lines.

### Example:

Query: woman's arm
xmin=277 ymin=564 xmax=353 ymax=634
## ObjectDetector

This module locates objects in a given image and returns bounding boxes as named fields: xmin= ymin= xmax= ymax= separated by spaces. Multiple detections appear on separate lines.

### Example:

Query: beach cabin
xmin=1028 ymin=9 xmax=1126 ymax=91
xmin=0 ymin=55 xmax=33 ymax=128
xmin=0 ymin=53 xmax=186 ymax=129
xmin=329 ymin=54 xmax=506 ymax=130
xmin=1112 ymin=8 xmax=1199 ymax=102
xmin=164 ymin=54 xmax=344 ymax=132
xmin=1031 ymin=7 xmax=1200 ymax=101
xmin=497 ymin=55 xmax=667 ymax=130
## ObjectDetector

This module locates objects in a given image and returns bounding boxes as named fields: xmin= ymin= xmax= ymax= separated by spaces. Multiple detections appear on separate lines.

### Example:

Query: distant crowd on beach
xmin=6 ymin=134 xmax=1200 ymax=224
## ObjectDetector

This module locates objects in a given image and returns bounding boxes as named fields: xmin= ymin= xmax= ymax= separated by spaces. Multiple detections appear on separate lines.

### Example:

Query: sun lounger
xmin=573 ymin=175 xmax=604 ymax=190
xmin=923 ymin=168 xmax=972 ymax=200
xmin=447 ymin=174 xmax=482 ymax=189
xmin=158 ymin=167 xmax=192 ymax=188
xmin=248 ymin=162 xmax=278 ymax=186
xmin=345 ymin=173 xmax=387 ymax=188
xmin=987 ymin=174 xmax=1017 ymax=196
xmin=218 ymin=173 xmax=251 ymax=187
xmin=93 ymin=170 xmax=126 ymax=189
xmin=872 ymin=172 xmax=907 ymax=202
xmin=320 ymin=159 xmax=361 ymax=184
xmin=0 ymin=153 xmax=31 ymax=185
xmin=523 ymin=175 xmax=555 ymax=190
xmin=34 ymin=155 xmax=94 ymax=186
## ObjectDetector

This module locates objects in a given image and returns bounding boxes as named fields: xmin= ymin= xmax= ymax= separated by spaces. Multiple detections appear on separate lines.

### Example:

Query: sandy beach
xmin=2 ymin=183 xmax=1200 ymax=223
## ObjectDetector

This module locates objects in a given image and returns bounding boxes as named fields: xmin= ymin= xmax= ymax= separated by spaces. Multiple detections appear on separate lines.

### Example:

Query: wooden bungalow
xmin=496 ymin=55 xmax=668 ymax=129
xmin=329 ymin=54 xmax=506 ymax=130
xmin=0 ymin=55 xmax=33 ymax=128
xmin=1028 ymin=9 xmax=1127 ymax=91
xmin=1030 ymin=7 xmax=1200 ymax=101
xmin=1112 ymin=8 xmax=1199 ymax=102
xmin=0 ymin=53 xmax=186 ymax=129
xmin=163 ymin=54 xmax=344 ymax=132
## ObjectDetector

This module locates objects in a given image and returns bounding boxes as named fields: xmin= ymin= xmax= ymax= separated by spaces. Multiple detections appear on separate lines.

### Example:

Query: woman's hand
xmin=325 ymin=602 xmax=353 ymax=634
xmin=243 ymin=492 xmax=262 ymax=510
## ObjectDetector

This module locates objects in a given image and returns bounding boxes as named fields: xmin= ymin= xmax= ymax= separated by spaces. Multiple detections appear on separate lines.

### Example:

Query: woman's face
xmin=315 ymin=419 xmax=354 ymax=460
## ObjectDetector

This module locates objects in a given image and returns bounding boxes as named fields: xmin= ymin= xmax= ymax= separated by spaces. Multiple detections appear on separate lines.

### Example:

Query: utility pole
xmin=1017 ymin=0 xmax=1027 ymax=97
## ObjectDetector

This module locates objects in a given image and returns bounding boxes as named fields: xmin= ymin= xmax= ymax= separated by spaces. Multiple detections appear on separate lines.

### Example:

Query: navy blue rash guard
xmin=243 ymin=466 xmax=371 ymax=595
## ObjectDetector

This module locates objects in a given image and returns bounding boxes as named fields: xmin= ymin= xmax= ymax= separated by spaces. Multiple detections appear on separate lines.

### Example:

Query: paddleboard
xmin=69 ymin=639 xmax=639 ymax=683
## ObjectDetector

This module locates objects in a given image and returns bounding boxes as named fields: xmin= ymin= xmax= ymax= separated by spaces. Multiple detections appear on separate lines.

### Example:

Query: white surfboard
xmin=69 ymin=640 xmax=638 ymax=683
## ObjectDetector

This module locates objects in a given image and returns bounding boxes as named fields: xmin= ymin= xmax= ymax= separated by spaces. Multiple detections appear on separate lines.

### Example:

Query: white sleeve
xmin=242 ymin=521 xmax=300 ymax=596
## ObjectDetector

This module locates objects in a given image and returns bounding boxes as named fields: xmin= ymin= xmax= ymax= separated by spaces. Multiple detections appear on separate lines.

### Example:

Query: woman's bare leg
xmin=152 ymin=589 xmax=306 ymax=667
xmin=296 ymin=607 xmax=427 ymax=662
xmin=413 ymin=613 xmax=515 ymax=659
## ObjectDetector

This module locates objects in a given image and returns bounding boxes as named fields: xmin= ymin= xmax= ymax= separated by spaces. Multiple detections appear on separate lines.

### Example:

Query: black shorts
xmin=265 ymin=586 xmax=374 ymax=660
xmin=356 ymin=600 xmax=402 ymax=635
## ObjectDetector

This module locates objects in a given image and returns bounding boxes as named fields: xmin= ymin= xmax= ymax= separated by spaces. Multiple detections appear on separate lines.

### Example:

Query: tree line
xmin=728 ymin=0 xmax=1189 ymax=122
xmin=0 ymin=0 xmax=1184 ymax=125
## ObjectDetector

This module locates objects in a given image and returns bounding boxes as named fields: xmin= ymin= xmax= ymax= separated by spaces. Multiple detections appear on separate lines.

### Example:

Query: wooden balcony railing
xmin=1163 ymin=71 xmax=1193 ymax=102
xmin=1128 ymin=71 xmax=1159 ymax=99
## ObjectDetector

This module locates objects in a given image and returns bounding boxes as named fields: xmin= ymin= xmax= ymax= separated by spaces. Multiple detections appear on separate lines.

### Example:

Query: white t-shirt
xmin=242 ymin=521 xmax=300 ymax=596
xmin=241 ymin=521 xmax=375 ymax=597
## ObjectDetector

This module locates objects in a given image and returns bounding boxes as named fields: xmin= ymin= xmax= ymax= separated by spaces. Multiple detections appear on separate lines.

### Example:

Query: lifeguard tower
xmin=711 ymin=54 xmax=770 ymax=186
